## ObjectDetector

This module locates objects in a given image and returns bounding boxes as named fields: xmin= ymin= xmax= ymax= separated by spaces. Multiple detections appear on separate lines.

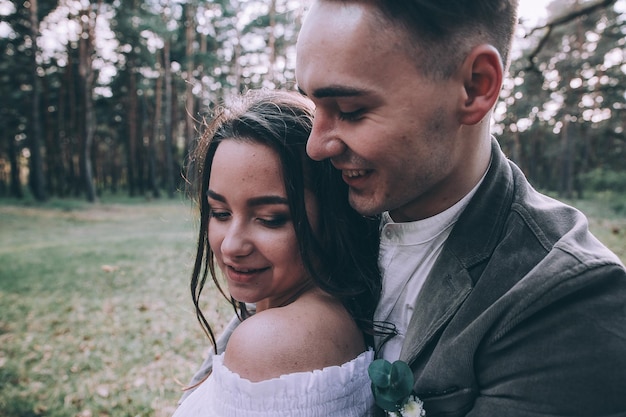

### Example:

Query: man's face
xmin=296 ymin=1 xmax=466 ymax=222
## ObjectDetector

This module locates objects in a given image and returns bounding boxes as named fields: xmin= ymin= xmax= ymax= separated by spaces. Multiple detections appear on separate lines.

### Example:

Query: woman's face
xmin=207 ymin=140 xmax=317 ymax=312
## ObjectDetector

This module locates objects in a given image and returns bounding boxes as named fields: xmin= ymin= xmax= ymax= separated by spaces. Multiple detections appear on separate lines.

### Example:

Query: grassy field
xmin=0 ymin=194 xmax=624 ymax=417
xmin=0 ymin=197 xmax=233 ymax=417
xmin=560 ymin=192 xmax=626 ymax=262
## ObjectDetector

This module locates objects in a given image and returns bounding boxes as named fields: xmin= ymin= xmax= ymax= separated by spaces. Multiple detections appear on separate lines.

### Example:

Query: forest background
xmin=1 ymin=0 xmax=626 ymax=416
xmin=0 ymin=0 xmax=625 ymax=202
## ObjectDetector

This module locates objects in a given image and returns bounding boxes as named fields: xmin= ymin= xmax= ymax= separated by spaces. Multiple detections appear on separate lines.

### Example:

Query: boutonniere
xmin=368 ymin=359 xmax=425 ymax=417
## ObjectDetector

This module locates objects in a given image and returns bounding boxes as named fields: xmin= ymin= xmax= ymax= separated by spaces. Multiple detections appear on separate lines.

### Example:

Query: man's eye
xmin=338 ymin=109 xmax=364 ymax=121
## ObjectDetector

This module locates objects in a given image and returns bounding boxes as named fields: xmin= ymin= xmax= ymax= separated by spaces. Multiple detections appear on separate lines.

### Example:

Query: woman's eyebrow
xmin=207 ymin=189 xmax=288 ymax=207
xmin=207 ymin=189 xmax=226 ymax=202
xmin=247 ymin=195 xmax=289 ymax=207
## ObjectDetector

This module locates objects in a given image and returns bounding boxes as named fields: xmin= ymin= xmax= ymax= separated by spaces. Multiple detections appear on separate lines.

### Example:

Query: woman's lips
xmin=226 ymin=265 xmax=269 ymax=283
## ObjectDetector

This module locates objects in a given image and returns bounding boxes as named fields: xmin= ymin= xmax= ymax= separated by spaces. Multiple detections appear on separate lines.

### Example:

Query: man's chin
xmin=348 ymin=192 xmax=382 ymax=217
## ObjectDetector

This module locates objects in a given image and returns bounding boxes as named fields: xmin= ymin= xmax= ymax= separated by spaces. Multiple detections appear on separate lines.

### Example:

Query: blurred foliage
xmin=496 ymin=0 xmax=625 ymax=198
xmin=579 ymin=167 xmax=626 ymax=193
xmin=0 ymin=0 xmax=624 ymax=201
xmin=0 ymin=0 xmax=305 ymax=201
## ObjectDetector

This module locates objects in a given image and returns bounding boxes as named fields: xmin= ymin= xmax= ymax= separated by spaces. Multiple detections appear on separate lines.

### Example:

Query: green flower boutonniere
xmin=368 ymin=359 xmax=425 ymax=417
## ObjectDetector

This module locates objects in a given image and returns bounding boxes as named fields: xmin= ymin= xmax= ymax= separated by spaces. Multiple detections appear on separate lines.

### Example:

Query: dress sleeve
xmin=176 ymin=349 xmax=376 ymax=417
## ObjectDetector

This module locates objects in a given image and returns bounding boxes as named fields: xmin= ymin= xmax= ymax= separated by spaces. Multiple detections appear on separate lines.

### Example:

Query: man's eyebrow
xmin=207 ymin=189 xmax=288 ymax=207
xmin=297 ymin=85 xmax=368 ymax=99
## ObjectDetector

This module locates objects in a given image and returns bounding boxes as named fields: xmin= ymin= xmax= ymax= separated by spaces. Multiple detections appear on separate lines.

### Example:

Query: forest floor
xmin=0 ymin=197 xmax=232 ymax=417
xmin=0 ymin=194 xmax=624 ymax=416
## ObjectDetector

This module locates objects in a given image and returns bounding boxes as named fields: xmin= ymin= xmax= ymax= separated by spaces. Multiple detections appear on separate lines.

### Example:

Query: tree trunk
xmin=185 ymin=2 xmax=196 ymax=156
xmin=149 ymin=61 xmax=163 ymax=199
xmin=127 ymin=55 xmax=138 ymax=197
xmin=56 ymin=65 xmax=68 ymax=197
xmin=576 ymin=123 xmax=589 ymax=199
xmin=559 ymin=117 xmax=575 ymax=198
xmin=163 ymin=39 xmax=176 ymax=198
xmin=43 ymin=73 xmax=62 ymax=197
xmin=7 ymin=131 xmax=23 ymax=198
xmin=65 ymin=48 xmax=80 ymax=197
xmin=233 ymin=24 xmax=242 ymax=93
xmin=28 ymin=0 xmax=47 ymax=201
xmin=198 ymin=25 xmax=207 ymax=107
xmin=78 ymin=4 xmax=97 ymax=202
xmin=267 ymin=0 xmax=276 ymax=84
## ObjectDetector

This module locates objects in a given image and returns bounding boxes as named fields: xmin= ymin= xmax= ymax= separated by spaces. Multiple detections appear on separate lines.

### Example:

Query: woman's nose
xmin=220 ymin=222 xmax=253 ymax=258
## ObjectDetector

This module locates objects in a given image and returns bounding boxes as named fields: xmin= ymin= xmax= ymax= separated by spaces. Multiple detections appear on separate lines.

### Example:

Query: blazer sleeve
xmin=467 ymin=264 xmax=626 ymax=416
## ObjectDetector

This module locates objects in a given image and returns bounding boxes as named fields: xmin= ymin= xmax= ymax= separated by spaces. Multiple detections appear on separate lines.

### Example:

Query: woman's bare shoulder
xmin=223 ymin=290 xmax=365 ymax=382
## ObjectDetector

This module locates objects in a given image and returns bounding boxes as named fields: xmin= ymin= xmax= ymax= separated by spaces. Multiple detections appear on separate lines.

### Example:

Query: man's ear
xmin=457 ymin=45 xmax=503 ymax=125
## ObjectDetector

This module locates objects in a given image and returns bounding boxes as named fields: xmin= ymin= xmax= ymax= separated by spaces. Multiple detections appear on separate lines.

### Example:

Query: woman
xmin=175 ymin=90 xmax=382 ymax=416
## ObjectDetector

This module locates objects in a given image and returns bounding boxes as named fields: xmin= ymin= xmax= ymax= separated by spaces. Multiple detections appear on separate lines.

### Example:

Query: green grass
xmin=0 ymin=197 xmax=233 ymax=417
xmin=561 ymin=192 xmax=626 ymax=262
xmin=0 ymin=194 xmax=624 ymax=417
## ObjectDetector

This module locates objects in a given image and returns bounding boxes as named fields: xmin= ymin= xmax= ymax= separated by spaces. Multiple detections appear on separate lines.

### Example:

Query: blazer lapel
xmin=399 ymin=139 xmax=514 ymax=366
xmin=399 ymin=251 xmax=473 ymax=365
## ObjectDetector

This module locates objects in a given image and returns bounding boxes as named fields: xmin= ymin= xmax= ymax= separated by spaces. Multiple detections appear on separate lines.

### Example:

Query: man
xmin=294 ymin=1 xmax=626 ymax=416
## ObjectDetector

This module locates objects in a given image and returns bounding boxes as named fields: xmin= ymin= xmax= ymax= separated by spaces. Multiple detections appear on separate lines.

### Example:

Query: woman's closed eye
xmin=257 ymin=214 xmax=290 ymax=228
xmin=209 ymin=209 xmax=231 ymax=221
xmin=209 ymin=209 xmax=290 ymax=228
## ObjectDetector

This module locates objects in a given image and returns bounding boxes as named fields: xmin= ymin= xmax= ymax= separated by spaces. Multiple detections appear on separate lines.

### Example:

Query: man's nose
xmin=306 ymin=113 xmax=347 ymax=161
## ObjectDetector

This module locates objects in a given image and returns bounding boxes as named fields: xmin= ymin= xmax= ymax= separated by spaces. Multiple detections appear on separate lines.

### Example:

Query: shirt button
xmin=385 ymin=229 xmax=393 ymax=239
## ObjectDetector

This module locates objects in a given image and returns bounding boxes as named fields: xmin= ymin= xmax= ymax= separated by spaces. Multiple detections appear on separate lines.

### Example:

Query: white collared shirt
xmin=375 ymin=178 xmax=485 ymax=361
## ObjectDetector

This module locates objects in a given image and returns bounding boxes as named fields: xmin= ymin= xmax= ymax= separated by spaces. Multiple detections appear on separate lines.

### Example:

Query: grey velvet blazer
xmin=403 ymin=139 xmax=626 ymax=417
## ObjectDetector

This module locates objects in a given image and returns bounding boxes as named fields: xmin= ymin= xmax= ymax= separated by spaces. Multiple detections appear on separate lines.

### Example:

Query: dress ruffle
xmin=173 ymin=349 xmax=375 ymax=417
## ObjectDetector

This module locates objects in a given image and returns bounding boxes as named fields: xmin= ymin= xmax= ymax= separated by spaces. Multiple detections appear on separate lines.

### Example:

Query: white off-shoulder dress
xmin=172 ymin=349 xmax=376 ymax=417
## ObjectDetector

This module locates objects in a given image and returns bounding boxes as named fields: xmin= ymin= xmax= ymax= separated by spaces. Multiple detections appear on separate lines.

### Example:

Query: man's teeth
xmin=345 ymin=170 xmax=367 ymax=178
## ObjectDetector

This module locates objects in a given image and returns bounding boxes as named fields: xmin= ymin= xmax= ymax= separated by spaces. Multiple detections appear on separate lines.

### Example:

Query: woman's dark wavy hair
xmin=187 ymin=90 xmax=382 ymax=352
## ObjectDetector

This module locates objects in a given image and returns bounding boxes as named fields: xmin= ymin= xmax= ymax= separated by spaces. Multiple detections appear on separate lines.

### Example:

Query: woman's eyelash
xmin=209 ymin=210 xmax=230 ymax=220
xmin=208 ymin=210 xmax=289 ymax=227
xmin=259 ymin=215 xmax=289 ymax=228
